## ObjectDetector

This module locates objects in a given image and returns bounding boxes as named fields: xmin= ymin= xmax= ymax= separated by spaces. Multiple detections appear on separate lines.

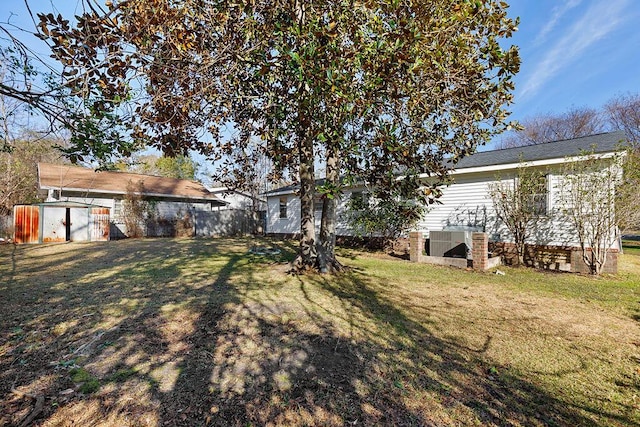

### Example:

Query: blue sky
xmin=2 ymin=0 xmax=639 ymax=152
xmin=503 ymin=1 xmax=640 ymax=134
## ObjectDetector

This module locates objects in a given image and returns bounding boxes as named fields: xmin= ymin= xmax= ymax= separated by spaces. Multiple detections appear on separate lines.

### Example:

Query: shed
xmin=14 ymin=201 xmax=110 ymax=244
xmin=37 ymin=162 xmax=227 ymax=238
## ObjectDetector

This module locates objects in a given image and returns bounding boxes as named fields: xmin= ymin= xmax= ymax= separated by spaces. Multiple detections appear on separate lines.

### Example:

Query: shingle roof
xmin=453 ymin=130 xmax=627 ymax=169
xmin=263 ymin=131 xmax=628 ymax=196
xmin=38 ymin=162 xmax=225 ymax=203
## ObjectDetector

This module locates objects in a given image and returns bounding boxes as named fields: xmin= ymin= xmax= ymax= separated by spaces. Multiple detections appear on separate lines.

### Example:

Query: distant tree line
xmin=498 ymin=93 xmax=640 ymax=148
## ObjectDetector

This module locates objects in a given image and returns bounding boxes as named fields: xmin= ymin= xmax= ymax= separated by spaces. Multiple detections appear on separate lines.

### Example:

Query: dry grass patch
xmin=1 ymin=238 xmax=639 ymax=426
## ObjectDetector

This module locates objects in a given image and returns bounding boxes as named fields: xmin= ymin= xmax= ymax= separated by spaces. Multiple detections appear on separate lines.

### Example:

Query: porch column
xmin=409 ymin=231 xmax=424 ymax=263
xmin=472 ymin=232 xmax=489 ymax=271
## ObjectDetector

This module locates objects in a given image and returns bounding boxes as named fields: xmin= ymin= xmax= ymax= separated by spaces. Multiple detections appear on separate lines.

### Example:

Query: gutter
xmin=38 ymin=186 xmax=228 ymax=205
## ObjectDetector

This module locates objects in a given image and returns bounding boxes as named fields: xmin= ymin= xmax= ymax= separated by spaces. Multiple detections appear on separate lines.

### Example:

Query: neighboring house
xmin=264 ymin=178 xmax=362 ymax=237
xmin=207 ymin=186 xmax=268 ymax=234
xmin=37 ymin=162 xmax=227 ymax=238
xmin=264 ymin=131 xmax=627 ymax=268
xmin=207 ymin=186 xmax=266 ymax=211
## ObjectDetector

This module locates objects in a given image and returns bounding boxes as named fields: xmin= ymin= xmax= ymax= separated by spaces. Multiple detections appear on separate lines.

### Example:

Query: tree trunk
xmin=317 ymin=145 xmax=342 ymax=273
xmin=294 ymin=132 xmax=317 ymax=270
xmin=516 ymin=242 xmax=525 ymax=267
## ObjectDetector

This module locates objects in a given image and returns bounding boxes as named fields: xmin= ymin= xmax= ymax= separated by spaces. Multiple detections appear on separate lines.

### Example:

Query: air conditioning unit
xmin=429 ymin=230 xmax=473 ymax=259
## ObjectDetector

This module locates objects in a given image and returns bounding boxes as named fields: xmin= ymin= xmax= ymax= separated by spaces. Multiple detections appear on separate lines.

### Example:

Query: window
xmin=314 ymin=197 xmax=324 ymax=213
xmin=527 ymin=174 xmax=549 ymax=216
xmin=279 ymin=196 xmax=287 ymax=219
xmin=114 ymin=199 xmax=123 ymax=220
xmin=350 ymin=191 xmax=369 ymax=210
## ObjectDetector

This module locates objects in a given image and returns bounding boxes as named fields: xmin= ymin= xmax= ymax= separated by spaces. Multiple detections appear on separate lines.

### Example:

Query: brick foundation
xmin=570 ymin=248 xmax=619 ymax=274
xmin=490 ymin=241 xmax=618 ymax=274
xmin=491 ymin=242 xmax=573 ymax=270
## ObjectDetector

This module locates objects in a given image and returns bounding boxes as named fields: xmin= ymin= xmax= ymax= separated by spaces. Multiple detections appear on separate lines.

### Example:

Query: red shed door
xmin=14 ymin=205 xmax=40 ymax=244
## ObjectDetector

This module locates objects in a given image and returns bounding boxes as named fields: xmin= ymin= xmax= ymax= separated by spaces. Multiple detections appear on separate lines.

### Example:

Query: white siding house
xmin=264 ymin=131 xmax=627 ymax=251
xmin=416 ymin=169 xmax=580 ymax=247
xmin=265 ymin=186 xmax=362 ymax=237
xmin=266 ymin=193 xmax=302 ymax=236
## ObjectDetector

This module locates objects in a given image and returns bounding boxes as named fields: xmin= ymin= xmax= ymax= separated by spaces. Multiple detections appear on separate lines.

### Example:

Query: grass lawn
xmin=1 ymin=238 xmax=639 ymax=426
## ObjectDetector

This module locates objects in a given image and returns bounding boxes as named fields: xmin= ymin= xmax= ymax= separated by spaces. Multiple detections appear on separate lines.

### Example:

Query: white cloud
xmin=519 ymin=0 xmax=629 ymax=101
xmin=535 ymin=0 xmax=583 ymax=44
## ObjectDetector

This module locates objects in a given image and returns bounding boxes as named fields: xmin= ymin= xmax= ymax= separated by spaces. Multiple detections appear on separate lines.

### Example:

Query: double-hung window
xmin=279 ymin=196 xmax=288 ymax=219
xmin=528 ymin=174 xmax=549 ymax=216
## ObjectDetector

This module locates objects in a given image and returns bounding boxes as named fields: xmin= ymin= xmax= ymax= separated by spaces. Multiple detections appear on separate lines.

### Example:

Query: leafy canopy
xmin=37 ymin=0 xmax=520 ymax=268
xmin=40 ymin=0 xmax=519 ymax=189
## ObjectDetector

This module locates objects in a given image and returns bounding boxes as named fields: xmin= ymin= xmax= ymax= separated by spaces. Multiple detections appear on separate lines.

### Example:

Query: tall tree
xmin=1 ymin=12 xmax=137 ymax=163
xmin=0 ymin=44 xmax=66 ymax=214
xmin=0 ymin=133 xmax=65 ymax=215
xmin=497 ymin=92 xmax=640 ymax=149
xmin=0 ymin=40 xmax=60 ymax=143
xmin=120 ymin=154 xmax=199 ymax=180
xmin=38 ymin=0 xmax=520 ymax=272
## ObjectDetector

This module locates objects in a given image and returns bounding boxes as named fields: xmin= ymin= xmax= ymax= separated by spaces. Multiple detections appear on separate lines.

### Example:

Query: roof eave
xmin=263 ymin=189 xmax=297 ymax=197
xmin=417 ymin=151 xmax=621 ymax=179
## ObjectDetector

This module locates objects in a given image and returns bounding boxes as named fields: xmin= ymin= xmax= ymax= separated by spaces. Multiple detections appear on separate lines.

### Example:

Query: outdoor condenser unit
xmin=429 ymin=230 xmax=473 ymax=259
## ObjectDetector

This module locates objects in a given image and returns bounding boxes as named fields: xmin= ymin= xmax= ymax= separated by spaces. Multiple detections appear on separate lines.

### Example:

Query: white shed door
xmin=70 ymin=208 xmax=89 ymax=241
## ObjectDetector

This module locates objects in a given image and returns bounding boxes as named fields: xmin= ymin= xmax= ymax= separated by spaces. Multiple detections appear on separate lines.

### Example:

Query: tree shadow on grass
xmin=0 ymin=239 xmax=245 ymax=426
xmin=297 ymin=270 xmax=638 ymax=426
xmin=2 ymin=238 xmax=638 ymax=426
xmin=155 ymin=260 xmax=638 ymax=426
